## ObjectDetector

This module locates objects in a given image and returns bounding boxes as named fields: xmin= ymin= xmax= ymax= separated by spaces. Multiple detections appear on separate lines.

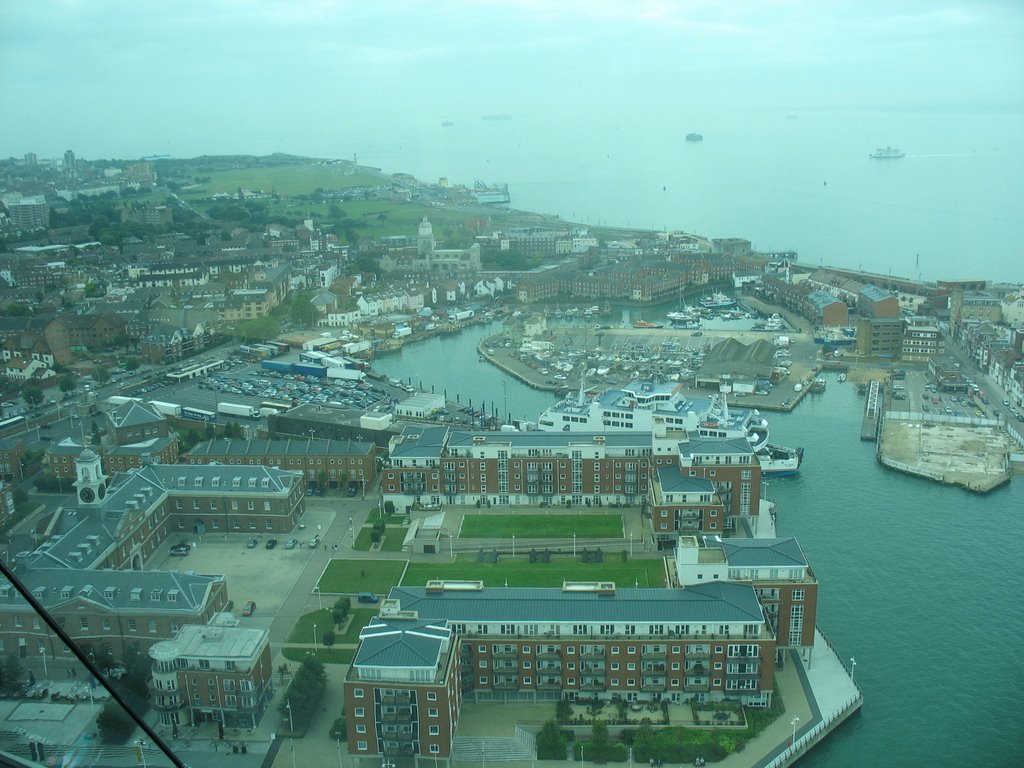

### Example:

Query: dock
xmin=876 ymin=411 xmax=1012 ymax=493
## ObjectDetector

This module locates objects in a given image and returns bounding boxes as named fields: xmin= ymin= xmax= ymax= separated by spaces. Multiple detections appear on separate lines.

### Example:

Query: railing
xmin=761 ymin=692 xmax=863 ymax=768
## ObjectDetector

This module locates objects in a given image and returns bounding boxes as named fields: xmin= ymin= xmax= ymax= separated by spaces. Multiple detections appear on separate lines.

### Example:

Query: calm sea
xmin=375 ymin=325 xmax=1024 ymax=767
xmin=348 ymin=106 xmax=1024 ymax=284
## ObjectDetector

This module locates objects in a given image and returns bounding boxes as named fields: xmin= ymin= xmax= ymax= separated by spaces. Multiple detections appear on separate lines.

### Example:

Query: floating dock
xmin=860 ymin=380 xmax=882 ymax=440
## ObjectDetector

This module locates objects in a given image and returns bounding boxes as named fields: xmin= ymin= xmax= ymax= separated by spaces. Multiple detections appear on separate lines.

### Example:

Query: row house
xmin=858 ymin=285 xmax=900 ymax=319
xmin=106 ymin=400 xmax=170 ymax=446
xmin=125 ymin=262 xmax=209 ymax=289
xmin=0 ymin=435 xmax=28 ymax=483
xmin=44 ymin=311 xmax=127 ymax=364
xmin=516 ymin=273 xmax=561 ymax=303
xmin=185 ymin=437 xmax=377 ymax=491
xmin=149 ymin=623 xmax=274 ymax=729
xmin=900 ymin=321 xmax=945 ymax=362
xmin=345 ymin=580 xmax=775 ymax=764
xmin=0 ymin=481 xmax=13 ymax=529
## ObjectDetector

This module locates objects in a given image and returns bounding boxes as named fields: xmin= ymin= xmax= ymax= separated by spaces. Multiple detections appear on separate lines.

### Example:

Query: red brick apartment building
xmin=381 ymin=426 xmax=655 ymax=509
xmin=346 ymin=580 xmax=776 ymax=765
xmin=149 ymin=623 xmax=274 ymax=729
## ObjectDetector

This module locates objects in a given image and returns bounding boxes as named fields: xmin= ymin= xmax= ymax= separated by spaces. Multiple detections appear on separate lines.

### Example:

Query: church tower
xmin=417 ymin=217 xmax=435 ymax=259
xmin=73 ymin=448 xmax=108 ymax=505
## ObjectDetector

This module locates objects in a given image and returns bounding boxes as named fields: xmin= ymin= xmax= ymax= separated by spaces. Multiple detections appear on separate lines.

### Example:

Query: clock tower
xmin=73 ymin=448 xmax=108 ymax=506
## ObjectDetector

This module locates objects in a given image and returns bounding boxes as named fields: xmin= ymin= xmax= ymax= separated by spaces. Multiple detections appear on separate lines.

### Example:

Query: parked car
xmin=285 ymin=538 xmax=298 ymax=549
xmin=357 ymin=592 xmax=380 ymax=604
xmin=265 ymin=539 xmax=278 ymax=550
xmin=246 ymin=538 xmax=258 ymax=549
xmin=169 ymin=544 xmax=191 ymax=557
xmin=242 ymin=601 xmax=256 ymax=616
xmin=308 ymin=535 xmax=320 ymax=549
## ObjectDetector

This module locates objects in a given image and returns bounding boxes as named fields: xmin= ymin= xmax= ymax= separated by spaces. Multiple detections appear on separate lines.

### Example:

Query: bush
xmin=329 ymin=716 xmax=346 ymax=741
xmin=322 ymin=631 xmax=336 ymax=648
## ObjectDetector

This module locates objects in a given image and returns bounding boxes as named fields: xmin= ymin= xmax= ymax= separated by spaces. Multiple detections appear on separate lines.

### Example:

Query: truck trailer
xmin=218 ymin=402 xmax=260 ymax=419
xmin=148 ymin=400 xmax=182 ymax=417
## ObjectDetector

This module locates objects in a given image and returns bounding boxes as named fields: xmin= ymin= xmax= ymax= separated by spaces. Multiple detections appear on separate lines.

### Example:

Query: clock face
xmin=97 ymin=483 xmax=106 ymax=500
xmin=79 ymin=487 xmax=96 ymax=504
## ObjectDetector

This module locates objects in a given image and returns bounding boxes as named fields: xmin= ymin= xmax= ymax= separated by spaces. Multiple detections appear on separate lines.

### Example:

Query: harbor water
xmin=375 ymin=324 xmax=1024 ymax=767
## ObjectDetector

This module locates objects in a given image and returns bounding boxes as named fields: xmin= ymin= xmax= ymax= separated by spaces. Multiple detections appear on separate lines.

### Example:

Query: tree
xmin=631 ymin=723 xmax=656 ymax=762
xmin=556 ymin=699 xmax=572 ymax=722
xmin=90 ymin=421 xmax=102 ymax=447
xmin=123 ymin=356 xmax=140 ymax=371
xmin=94 ymin=366 xmax=111 ymax=385
xmin=322 ymin=631 xmax=336 ymax=648
xmin=277 ymin=657 xmax=327 ymax=730
xmin=59 ymin=373 xmax=77 ymax=393
xmin=384 ymin=500 xmax=395 ymax=516
xmin=22 ymin=385 xmax=43 ymax=409
xmin=589 ymin=721 xmax=610 ymax=761
xmin=96 ymin=701 xmax=136 ymax=743
xmin=0 ymin=654 xmax=24 ymax=693
xmin=536 ymin=719 xmax=568 ymax=760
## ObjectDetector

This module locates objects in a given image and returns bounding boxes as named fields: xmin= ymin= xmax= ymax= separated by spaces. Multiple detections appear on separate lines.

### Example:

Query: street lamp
xmin=580 ymin=742 xmax=585 ymax=767
xmin=286 ymin=699 xmax=294 ymax=732
xmin=573 ymin=532 xmax=577 ymax=558
xmin=790 ymin=716 xmax=799 ymax=747
xmin=315 ymin=585 xmax=322 ymax=610
xmin=512 ymin=533 xmax=515 ymax=558
xmin=850 ymin=656 xmax=857 ymax=683
xmin=337 ymin=737 xmax=344 ymax=768
xmin=312 ymin=623 xmax=318 ymax=648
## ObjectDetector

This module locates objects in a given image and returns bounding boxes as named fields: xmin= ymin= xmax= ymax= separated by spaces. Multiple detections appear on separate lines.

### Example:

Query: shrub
xmin=96 ymin=702 xmax=135 ymax=743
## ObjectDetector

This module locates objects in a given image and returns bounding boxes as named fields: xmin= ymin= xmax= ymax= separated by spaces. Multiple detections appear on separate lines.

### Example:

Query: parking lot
xmin=119 ymin=352 xmax=408 ymax=428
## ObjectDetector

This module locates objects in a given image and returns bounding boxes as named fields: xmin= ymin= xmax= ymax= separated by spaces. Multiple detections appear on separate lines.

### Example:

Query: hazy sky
xmin=3 ymin=0 xmax=1022 ymax=161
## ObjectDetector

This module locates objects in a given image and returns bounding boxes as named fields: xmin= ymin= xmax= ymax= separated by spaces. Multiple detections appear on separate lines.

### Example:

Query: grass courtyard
xmin=402 ymin=555 xmax=666 ymax=588
xmin=317 ymin=559 xmax=407 ymax=595
xmin=459 ymin=513 xmax=624 ymax=539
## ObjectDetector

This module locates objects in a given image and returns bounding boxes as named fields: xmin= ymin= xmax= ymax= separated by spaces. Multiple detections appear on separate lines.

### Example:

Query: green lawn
xmin=318 ymin=559 xmax=408 ymax=594
xmin=401 ymin=556 xmax=665 ymax=588
xmin=286 ymin=608 xmax=334 ymax=644
xmin=459 ymin=514 xmax=623 ymax=539
xmin=337 ymin=609 xmax=379 ymax=644
xmin=180 ymin=165 xmax=383 ymax=198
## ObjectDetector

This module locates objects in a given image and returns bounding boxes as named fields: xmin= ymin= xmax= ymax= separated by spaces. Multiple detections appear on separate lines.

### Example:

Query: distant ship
xmin=441 ymin=121 xmax=454 ymax=127
xmin=685 ymin=133 xmax=703 ymax=142
xmin=869 ymin=146 xmax=905 ymax=159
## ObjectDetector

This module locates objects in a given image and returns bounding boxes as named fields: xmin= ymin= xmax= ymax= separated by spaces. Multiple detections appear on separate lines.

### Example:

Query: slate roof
xmin=353 ymin=617 xmax=452 ymax=668
xmin=701 ymin=535 xmax=809 ymax=569
xmin=677 ymin=436 xmax=753 ymax=456
xmin=187 ymin=437 xmax=373 ymax=459
xmin=655 ymin=469 xmax=715 ymax=494
xmin=390 ymin=425 xmax=449 ymax=461
xmin=108 ymin=400 xmax=165 ymax=428
xmin=387 ymin=583 xmax=764 ymax=625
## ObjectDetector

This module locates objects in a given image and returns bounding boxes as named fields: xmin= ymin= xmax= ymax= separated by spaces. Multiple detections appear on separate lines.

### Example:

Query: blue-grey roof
xmin=655 ymin=469 xmax=715 ymax=494
xmin=447 ymin=430 xmax=651 ymax=450
xmin=806 ymin=290 xmax=843 ymax=310
xmin=388 ymin=583 xmax=764 ymax=624
xmin=702 ymin=535 xmax=808 ymax=568
xmin=187 ymin=437 xmax=373 ymax=458
xmin=390 ymin=425 xmax=449 ymax=460
xmin=677 ymin=436 xmax=753 ymax=456
xmin=108 ymin=401 xmax=165 ymax=428
xmin=353 ymin=617 xmax=452 ymax=668
xmin=859 ymin=285 xmax=895 ymax=303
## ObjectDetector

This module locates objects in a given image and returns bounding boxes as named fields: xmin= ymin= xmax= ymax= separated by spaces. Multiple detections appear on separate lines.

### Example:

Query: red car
xmin=242 ymin=601 xmax=256 ymax=616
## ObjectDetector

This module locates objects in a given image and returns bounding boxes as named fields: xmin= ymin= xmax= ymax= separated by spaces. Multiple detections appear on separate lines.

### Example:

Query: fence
xmin=884 ymin=410 xmax=1002 ymax=428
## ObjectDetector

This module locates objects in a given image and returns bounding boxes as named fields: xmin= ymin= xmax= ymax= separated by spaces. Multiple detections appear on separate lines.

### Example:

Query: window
xmin=427 ymin=692 xmax=437 ymax=701
xmin=357 ymin=741 xmax=367 ymax=751
xmin=428 ymin=708 xmax=439 ymax=717
xmin=128 ymin=619 xmax=137 ymax=632
xmin=429 ymin=726 xmax=440 ymax=736
xmin=80 ymin=618 xmax=89 ymax=630
xmin=353 ymin=688 xmax=364 ymax=698
xmin=354 ymin=707 xmax=365 ymax=717
xmin=792 ymin=588 xmax=805 ymax=601
xmin=356 ymin=725 xmax=367 ymax=734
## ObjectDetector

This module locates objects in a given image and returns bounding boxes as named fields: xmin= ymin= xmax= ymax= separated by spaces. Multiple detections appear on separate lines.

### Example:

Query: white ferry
xmin=536 ymin=381 xmax=802 ymax=474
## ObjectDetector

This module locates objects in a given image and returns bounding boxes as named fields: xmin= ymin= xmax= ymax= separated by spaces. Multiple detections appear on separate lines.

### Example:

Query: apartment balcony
xmin=685 ymin=665 xmax=708 ymax=677
xmin=537 ymin=649 xmax=561 ymax=660
xmin=492 ymin=648 xmax=519 ymax=659
xmin=379 ymin=693 xmax=413 ymax=705
xmin=537 ymin=680 xmax=562 ymax=691
xmin=685 ymin=649 xmax=711 ymax=660
xmin=726 ymin=671 xmax=762 ymax=680
xmin=581 ymin=680 xmax=606 ymax=692
xmin=580 ymin=648 xmax=605 ymax=659
xmin=641 ymin=662 xmax=666 ymax=673
xmin=641 ymin=648 xmax=666 ymax=660
xmin=684 ymin=681 xmax=710 ymax=692
xmin=581 ymin=664 xmax=606 ymax=673
xmin=381 ymin=730 xmax=416 ymax=742
xmin=384 ymin=746 xmax=416 ymax=758
xmin=537 ymin=663 xmax=562 ymax=673
xmin=641 ymin=679 xmax=666 ymax=692
xmin=381 ymin=712 xmax=416 ymax=724
xmin=150 ymin=694 xmax=184 ymax=713
xmin=492 ymin=661 xmax=519 ymax=672
xmin=494 ymin=680 xmax=520 ymax=691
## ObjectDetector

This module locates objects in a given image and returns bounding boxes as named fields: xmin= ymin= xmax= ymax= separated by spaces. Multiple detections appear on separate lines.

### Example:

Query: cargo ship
xmin=869 ymin=146 xmax=905 ymax=159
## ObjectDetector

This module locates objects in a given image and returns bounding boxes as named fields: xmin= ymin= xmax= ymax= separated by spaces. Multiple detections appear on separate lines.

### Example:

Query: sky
xmin=2 ymin=0 xmax=1023 ymax=161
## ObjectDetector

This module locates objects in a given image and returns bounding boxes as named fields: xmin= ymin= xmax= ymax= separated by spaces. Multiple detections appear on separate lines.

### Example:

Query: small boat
xmin=633 ymin=320 xmax=661 ymax=329
xmin=794 ymin=383 xmax=803 ymax=392
xmin=686 ymin=133 xmax=704 ymax=142
xmin=758 ymin=445 xmax=804 ymax=477
xmin=869 ymin=146 xmax=905 ymax=159
xmin=837 ymin=373 xmax=848 ymax=383
xmin=809 ymin=378 xmax=826 ymax=393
